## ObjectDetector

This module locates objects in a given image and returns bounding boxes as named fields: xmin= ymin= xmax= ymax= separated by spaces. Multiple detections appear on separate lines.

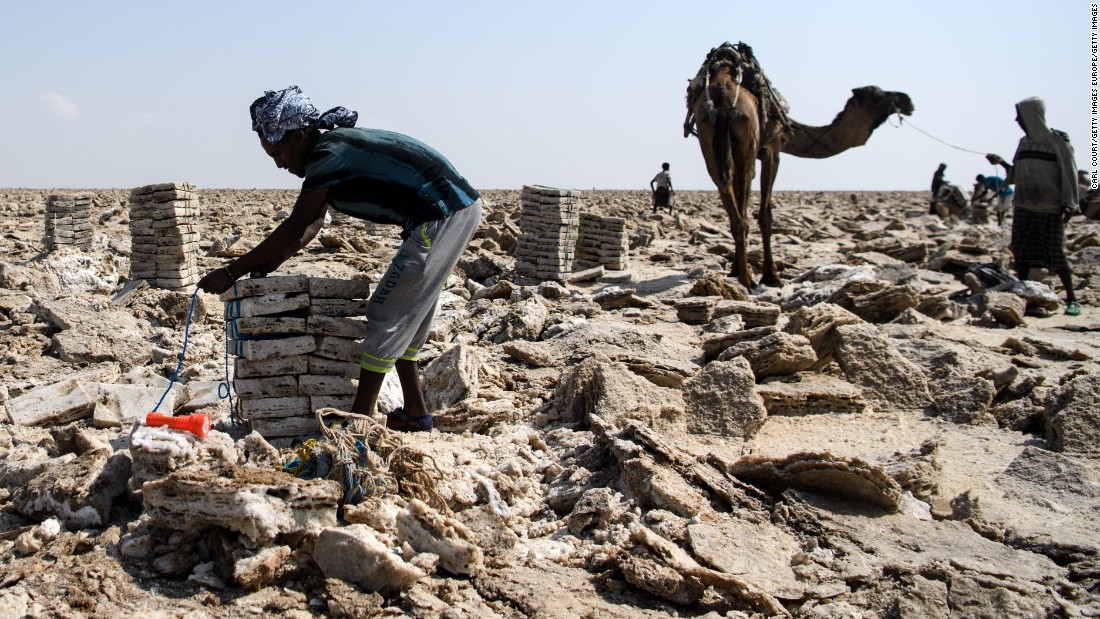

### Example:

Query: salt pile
xmin=128 ymin=182 xmax=201 ymax=290
xmin=513 ymin=185 xmax=581 ymax=280
xmin=575 ymin=212 xmax=630 ymax=272
xmin=43 ymin=193 xmax=93 ymax=251
xmin=222 ymin=275 xmax=371 ymax=437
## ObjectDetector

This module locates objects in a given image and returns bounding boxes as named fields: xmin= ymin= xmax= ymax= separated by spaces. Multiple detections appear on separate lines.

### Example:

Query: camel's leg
xmin=726 ymin=123 xmax=758 ymax=289
xmin=718 ymin=187 xmax=751 ymax=286
xmin=757 ymin=149 xmax=782 ymax=286
xmin=697 ymin=119 xmax=750 ymax=286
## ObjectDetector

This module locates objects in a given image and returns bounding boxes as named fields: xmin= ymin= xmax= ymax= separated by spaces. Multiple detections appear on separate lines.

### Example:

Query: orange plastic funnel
xmin=145 ymin=412 xmax=211 ymax=438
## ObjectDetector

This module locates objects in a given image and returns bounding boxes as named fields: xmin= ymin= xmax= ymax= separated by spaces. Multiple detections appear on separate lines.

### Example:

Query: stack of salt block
xmin=512 ymin=185 xmax=581 ymax=280
xmin=574 ymin=213 xmax=629 ymax=271
xmin=44 ymin=193 xmax=93 ymax=250
xmin=128 ymin=182 xmax=201 ymax=291
xmin=220 ymin=275 xmax=371 ymax=438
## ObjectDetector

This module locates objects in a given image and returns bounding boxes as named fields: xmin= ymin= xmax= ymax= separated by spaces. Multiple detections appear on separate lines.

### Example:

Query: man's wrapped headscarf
xmin=250 ymin=85 xmax=358 ymax=144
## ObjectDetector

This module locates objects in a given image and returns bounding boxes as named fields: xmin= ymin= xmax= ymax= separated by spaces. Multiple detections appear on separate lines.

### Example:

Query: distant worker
xmin=929 ymin=163 xmax=947 ymax=214
xmin=986 ymin=96 xmax=1080 ymax=316
xmin=969 ymin=175 xmax=991 ymax=225
xmin=650 ymin=162 xmax=674 ymax=214
xmin=932 ymin=181 xmax=968 ymax=219
xmin=972 ymin=174 xmax=1013 ymax=226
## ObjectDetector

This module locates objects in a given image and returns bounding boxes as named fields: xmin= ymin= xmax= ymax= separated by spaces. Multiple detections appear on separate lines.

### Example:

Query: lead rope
xmin=149 ymin=285 xmax=239 ymax=425
xmin=887 ymin=109 xmax=1014 ymax=265
xmin=889 ymin=110 xmax=1005 ymax=195
xmin=889 ymin=110 xmax=988 ymax=156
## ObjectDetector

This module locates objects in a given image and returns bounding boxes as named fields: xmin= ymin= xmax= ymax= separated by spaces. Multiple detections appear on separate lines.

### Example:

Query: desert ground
xmin=1 ymin=186 xmax=1098 ymax=618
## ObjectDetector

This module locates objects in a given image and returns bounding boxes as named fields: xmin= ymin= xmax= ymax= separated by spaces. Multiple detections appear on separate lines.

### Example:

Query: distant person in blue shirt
xmin=198 ymin=86 xmax=483 ymax=431
xmin=972 ymin=174 xmax=1013 ymax=226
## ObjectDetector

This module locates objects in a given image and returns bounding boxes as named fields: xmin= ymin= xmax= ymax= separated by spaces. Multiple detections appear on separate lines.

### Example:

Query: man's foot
xmin=385 ymin=407 xmax=433 ymax=432
xmin=1065 ymin=301 xmax=1082 ymax=316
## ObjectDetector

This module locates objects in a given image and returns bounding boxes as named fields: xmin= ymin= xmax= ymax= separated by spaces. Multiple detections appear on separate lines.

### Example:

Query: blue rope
xmin=150 ymin=285 xmax=239 ymax=426
xmin=221 ymin=280 xmax=240 ymax=425
xmin=151 ymin=288 xmax=199 ymax=413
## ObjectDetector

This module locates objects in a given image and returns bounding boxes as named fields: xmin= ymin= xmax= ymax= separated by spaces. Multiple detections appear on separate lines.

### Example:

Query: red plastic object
xmin=145 ymin=412 xmax=211 ymax=438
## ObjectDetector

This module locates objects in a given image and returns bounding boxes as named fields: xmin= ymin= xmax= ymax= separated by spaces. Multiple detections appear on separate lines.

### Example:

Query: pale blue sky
xmin=0 ymin=1 xmax=1089 ymax=191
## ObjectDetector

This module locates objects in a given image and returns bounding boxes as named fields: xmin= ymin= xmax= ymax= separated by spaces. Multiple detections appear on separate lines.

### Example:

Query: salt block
xmin=236 ymin=355 xmax=310 ymax=379
xmin=299 ymin=374 xmax=358 ymax=396
xmin=240 ymin=396 xmax=310 ymax=419
xmin=714 ymin=300 xmax=781 ymax=328
xmin=306 ymin=316 xmax=369 ymax=338
xmin=601 ymin=270 xmax=634 ymax=283
xmin=314 ymin=336 xmax=361 ymax=362
xmin=251 ymin=416 xmax=324 ymax=438
xmin=224 ymin=292 xmax=310 ymax=319
xmin=234 ymin=335 xmax=316 ymax=361
xmin=307 ymin=277 xmax=372 ymax=299
xmin=218 ymin=275 xmax=309 ymax=302
xmin=566 ymin=265 xmax=604 ymax=283
xmin=229 ymin=316 xmax=307 ymax=338
xmin=311 ymin=395 xmax=356 ymax=412
xmin=5 ymin=378 xmax=95 ymax=426
xmin=92 ymin=383 xmax=175 ymax=428
xmin=177 ymin=380 xmax=227 ymax=414
xmin=234 ymin=375 xmax=299 ymax=398
xmin=309 ymin=298 xmax=370 ymax=317
xmin=131 ymin=181 xmax=196 ymax=195
xmin=307 ymin=355 xmax=359 ymax=378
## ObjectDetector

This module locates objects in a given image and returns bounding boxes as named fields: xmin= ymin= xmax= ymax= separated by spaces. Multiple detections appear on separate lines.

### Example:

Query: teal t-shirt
xmin=301 ymin=128 xmax=480 ymax=236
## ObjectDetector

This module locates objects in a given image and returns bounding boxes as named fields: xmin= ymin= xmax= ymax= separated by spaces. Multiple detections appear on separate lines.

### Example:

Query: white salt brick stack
xmin=513 ymin=185 xmax=581 ymax=280
xmin=221 ymin=275 xmax=372 ymax=438
xmin=128 ymin=182 xmax=201 ymax=291
xmin=575 ymin=213 xmax=630 ymax=271
xmin=44 ymin=193 xmax=94 ymax=251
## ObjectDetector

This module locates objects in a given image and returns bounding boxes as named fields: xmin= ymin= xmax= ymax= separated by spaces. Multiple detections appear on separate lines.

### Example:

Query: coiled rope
xmin=282 ymin=408 xmax=450 ymax=511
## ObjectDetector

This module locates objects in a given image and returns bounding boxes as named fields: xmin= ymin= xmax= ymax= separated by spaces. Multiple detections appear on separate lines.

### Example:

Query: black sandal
xmin=385 ymin=407 xmax=433 ymax=432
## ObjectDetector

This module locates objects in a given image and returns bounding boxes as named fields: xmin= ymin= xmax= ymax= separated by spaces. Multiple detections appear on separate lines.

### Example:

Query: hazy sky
xmin=1 ymin=1 xmax=1090 ymax=191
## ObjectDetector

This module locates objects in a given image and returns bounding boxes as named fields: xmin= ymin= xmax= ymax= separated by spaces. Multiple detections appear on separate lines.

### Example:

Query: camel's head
xmin=850 ymin=86 xmax=914 ymax=128
xmin=705 ymin=43 xmax=746 ymax=79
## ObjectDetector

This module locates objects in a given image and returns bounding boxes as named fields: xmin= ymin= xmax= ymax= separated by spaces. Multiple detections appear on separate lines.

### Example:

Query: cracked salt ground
xmin=1 ymin=187 xmax=1099 ymax=617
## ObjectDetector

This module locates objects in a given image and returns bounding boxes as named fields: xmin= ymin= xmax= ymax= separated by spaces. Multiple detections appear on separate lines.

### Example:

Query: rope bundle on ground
xmin=283 ymin=408 xmax=449 ymax=511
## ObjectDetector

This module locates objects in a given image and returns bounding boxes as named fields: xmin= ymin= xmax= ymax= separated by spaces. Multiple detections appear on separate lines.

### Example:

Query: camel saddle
xmin=685 ymin=41 xmax=790 ymax=144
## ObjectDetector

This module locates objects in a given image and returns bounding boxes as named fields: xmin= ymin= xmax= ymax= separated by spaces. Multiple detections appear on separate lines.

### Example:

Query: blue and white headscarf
xmin=250 ymin=85 xmax=358 ymax=144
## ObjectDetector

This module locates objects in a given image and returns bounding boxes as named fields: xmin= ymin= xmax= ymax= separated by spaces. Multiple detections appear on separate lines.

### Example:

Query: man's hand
xmin=197 ymin=266 xmax=236 ymax=295
xmin=986 ymin=153 xmax=1004 ymax=165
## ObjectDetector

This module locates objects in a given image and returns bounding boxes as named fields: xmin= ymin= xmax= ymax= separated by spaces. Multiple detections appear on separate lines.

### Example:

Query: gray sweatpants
xmin=360 ymin=200 xmax=482 ymax=374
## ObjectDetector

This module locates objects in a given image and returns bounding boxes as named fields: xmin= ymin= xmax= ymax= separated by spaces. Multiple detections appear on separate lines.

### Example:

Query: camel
xmin=685 ymin=42 xmax=914 ymax=287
